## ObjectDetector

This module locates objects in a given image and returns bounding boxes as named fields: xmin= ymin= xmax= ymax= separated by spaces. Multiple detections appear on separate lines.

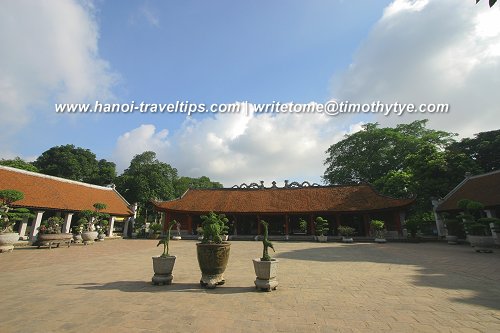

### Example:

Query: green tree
xmin=0 ymin=157 xmax=38 ymax=172
xmin=447 ymin=129 xmax=500 ymax=173
xmin=174 ymin=176 xmax=223 ymax=197
xmin=34 ymin=144 xmax=116 ymax=186
xmin=323 ymin=120 xmax=480 ymax=212
xmin=115 ymin=151 xmax=178 ymax=220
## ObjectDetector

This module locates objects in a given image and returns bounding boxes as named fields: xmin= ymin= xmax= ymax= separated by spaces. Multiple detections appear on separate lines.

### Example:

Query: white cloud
xmin=333 ymin=0 xmax=500 ymax=138
xmin=112 ymin=105 xmax=360 ymax=187
xmin=0 ymin=0 xmax=117 ymax=151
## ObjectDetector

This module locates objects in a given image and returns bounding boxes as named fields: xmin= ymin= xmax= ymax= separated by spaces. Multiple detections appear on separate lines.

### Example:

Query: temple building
xmin=153 ymin=182 xmax=414 ymax=237
xmin=0 ymin=165 xmax=134 ymax=241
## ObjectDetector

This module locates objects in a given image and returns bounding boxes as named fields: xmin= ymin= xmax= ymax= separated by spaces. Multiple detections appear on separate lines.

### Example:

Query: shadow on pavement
xmin=70 ymin=281 xmax=256 ymax=294
xmin=278 ymin=242 xmax=500 ymax=310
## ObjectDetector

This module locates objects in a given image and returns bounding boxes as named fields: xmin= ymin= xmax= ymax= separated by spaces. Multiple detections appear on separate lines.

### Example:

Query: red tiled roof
xmin=153 ymin=184 xmax=414 ymax=214
xmin=436 ymin=170 xmax=500 ymax=212
xmin=0 ymin=166 xmax=133 ymax=216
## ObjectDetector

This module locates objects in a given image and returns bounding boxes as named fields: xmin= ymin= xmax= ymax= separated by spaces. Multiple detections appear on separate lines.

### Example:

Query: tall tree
xmin=174 ymin=176 xmax=223 ymax=197
xmin=34 ymin=144 xmax=116 ymax=186
xmin=323 ymin=120 xmax=480 ymax=212
xmin=115 ymin=151 xmax=178 ymax=218
xmin=447 ymin=129 xmax=500 ymax=173
xmin=0 ymin=157 xmax=38 ymax=172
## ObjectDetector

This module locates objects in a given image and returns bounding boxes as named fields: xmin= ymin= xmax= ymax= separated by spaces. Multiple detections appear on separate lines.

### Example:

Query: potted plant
xmin=315 ymin=216 xmax=329 ymax=242
xmin=458 ymin=199 xmax=495 ymax=252
xmin=0 ymin=189 xmax=32 ymax=253
xmin=370 ymin=219 xmax=386 ymax=243
xmin=338 ymin=225 xmax=356 ymax=243
xmin=81 ymin=202 xmax=109 ymax=245
xmin=37 ymin=216 xmax=73 ymax=249
xmin=72 ymin=219 xmax=86 ymax=244
xmin=196 ymin=211 xmax=231 ymax=289
xmin=298 ymin=218 xmax=307 ymax=235
xmin=96 ymin=219 xmax=109 ymax=241
xmin=152 ymin=219 xmax=177 ymax=285
xmin=253 ymin=220 xmax=279 ymax=292
xmin=149 ymin=222 xmax=162 ymax=239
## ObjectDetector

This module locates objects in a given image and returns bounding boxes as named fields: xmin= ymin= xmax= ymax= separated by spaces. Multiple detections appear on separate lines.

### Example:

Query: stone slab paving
xmin=1 ymin=239 xmax=500 ymax=333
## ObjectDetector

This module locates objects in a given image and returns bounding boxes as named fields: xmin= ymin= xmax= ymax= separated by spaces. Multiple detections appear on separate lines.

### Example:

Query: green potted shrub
xmin=458 ymin=199 xmax=495 ymax=252
xmin=370 ymin=219 xmax=386 ymax=243
xmin=338 ymin=225 xmax=356 ymax=243
xmin=37 ymin=216 xmax=72 ymax=249
xmin=148 ymin=222 xmax=162 ymax=239
xmin=72 ymin=218 xmax=86 ymax=244
xmin=253 ymin=220 xmax=278 ymax=292
xmin=81 ymin=202 xmax=109 ymax=245
xmin=0 ymin=189 xmax=32 ymax=253
xmin=196 ymin=211 xmax=231 ymax=289
xmin=96 ymin=219 xmax=109 ymax=241
xmin=298 ymin=218 xmax=307 ymax=235
xmin=152 ymin=219 xmax=177 ymax=285
xmin=315 ymin=216 xmax=329 ymax=242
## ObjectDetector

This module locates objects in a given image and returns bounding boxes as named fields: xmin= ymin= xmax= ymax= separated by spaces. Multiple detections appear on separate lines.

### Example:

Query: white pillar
xmin=123 ymin=217 xmax=129 ymax=238
xmin=107 ymin=216 xmax=115 ymax=237
xmin=29 ymin=211 xmax=45 ymax=243
xmin=484 ymin=210 xmax=494 ymax=218
xmin=62 ymin=213 xmax=74 ymax=234
xmin=18 ymin=216 xmax=29 ymax=240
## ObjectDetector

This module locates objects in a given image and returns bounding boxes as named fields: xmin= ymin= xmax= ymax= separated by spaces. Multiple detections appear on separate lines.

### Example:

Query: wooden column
xmin=394 ymin=210 xmax=402 ymax=236
xmin=187 ymin=214 xmax=193 ymax=234
xmin=309 ymin=214 xmax=315 ymax=235
xmin=257 ymin=215 xmax=261 ymax=235
xmin=284 ymin=214 xmax=289 ymax=235
xmin=334 ymin=213 xmax=341 ymax=235
xmin=163 ymin=211 xmax=171 ymax=232
xmin=363 ymin=213 xmax=370 ymax=237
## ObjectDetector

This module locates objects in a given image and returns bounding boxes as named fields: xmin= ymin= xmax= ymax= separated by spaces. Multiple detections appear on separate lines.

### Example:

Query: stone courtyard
xmin=1 ymin=239 xmax=499 ymax=333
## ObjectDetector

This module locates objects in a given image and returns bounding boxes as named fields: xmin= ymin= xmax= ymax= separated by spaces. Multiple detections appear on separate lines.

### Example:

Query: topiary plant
xmin=260 ymin=220 xmax=275 ymax=261
xmin=0 ymin=189 xmax=33 ymax=233
xmin=370 ymin=219 xmax=385 ymax=239
xmin=315 ymin=216 xmax=329 ymax=236
xmin=338 ymin=225 xmax=356 ymax=237
xmin=199 ymin=212 xmax=229 ymax=244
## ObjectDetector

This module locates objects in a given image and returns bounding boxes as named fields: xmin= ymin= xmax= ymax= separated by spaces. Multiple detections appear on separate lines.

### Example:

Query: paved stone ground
xmin=1 ymin=239 xmax=500 ymax=333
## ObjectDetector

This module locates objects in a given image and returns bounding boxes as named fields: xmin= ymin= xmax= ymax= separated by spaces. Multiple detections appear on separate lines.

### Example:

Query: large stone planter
xmin=468 ymin=235 xmax=495 ymax=253
xmin=196 ymin=242 xmax=231 ymax=289
xmin=152 ymin=255 xmax=176 ymax=285
xmin=73 ymin=233 xmax=83 ymax=244
xmin=81 ymin=231 xmax=98 ymax=245
xmin=37 ymin=233 xmax=73 ymax=249
xmin=0 ymin=232 xmax=19 ymax=253
xmin=253 ymin=258 xmax=279 ymax=292
xmin=342 ymin=237 xmax=354 ymax=243
xmin=317 ymin=235 xmax=328 ymax=243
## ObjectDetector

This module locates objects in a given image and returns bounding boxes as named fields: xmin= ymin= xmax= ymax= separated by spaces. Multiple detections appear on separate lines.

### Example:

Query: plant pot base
xmin=0 ymin=244 xmax=14 ymax=253
xmin=374 ymin=238 xmax=387 ymax=243
xmin=255 ymin=277 xmax=278 ymax=292
xmin=199 ymin=274 xmax=225 ymax=289
xmin=152 ymin=273 xmax=173 ymax=285
xmin=342 ymin=237 xmax=353 ymax=243
xmin=172 ymin=236 xmax=182 ymax=240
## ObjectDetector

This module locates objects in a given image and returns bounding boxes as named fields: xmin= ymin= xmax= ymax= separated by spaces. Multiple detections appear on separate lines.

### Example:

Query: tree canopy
xmin=33 ymin=144 xmax=116 ymax=186
xmin=0 ymin=157 xmax=38 ymax=172
xmin=323 ymin=120 xmax=482 ymax=212
xmin=174 ymin=176 xmax=223 ymax=197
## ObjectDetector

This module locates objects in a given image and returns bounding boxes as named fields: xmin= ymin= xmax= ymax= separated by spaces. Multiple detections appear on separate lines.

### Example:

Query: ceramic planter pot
xmin=37 ymin=233 xmax=73 ymax=249
xmin=196 ymin=242 xmax=231 ymax=288
xmin=342 ymin=237 xmax=354 ymax=243
xmin=253 ymin=258 xmax=279 ymax=292
xmin=97 ymin=233 xmax=105 ymax=241
xmin=468 ymin=235 xmax=495 ymax=253
xmin=81 ymin=231 xmax=98 ymax=245
xmin=73 ymin=233 xmax=83 ymax=244
xmin=152 ymin=255 xmax=176 ymax=285
xmin=0 ymin=232 xmax=19 ymax=253
xmin=374 ymin=238 xmax=387 ymax=243
xmin=317 ymin=235 xmax=328 ymax=243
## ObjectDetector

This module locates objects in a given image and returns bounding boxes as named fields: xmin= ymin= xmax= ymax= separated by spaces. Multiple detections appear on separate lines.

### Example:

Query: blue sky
xmin=1 ymin=0 xmax=500 ymax=186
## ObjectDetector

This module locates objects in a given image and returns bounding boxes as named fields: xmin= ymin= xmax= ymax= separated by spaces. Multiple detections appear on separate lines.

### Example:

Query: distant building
xmin=0 ymin=165 xmax=134 ymax=241
xmin=153 ymin=182 xmax=414 ymax=237
xmin=434 ymin=170 xmax=500 ymax=236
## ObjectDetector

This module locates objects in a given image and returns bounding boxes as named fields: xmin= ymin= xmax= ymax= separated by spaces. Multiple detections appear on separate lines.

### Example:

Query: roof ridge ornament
xmin=231 ymin=180 xmax=321 ymax=189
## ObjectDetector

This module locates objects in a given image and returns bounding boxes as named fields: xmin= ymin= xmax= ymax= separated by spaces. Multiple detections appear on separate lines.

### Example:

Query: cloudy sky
xmin=1 ymin=0 xmax=499 ymax=187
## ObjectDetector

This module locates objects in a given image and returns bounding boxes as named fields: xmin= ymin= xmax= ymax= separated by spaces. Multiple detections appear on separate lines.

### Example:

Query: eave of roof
xmin=153 ymin=184 xmax=414 ymax=214
xmin=436 ymin=169 xmax=500 ymax=212
xmin=0 ymin=166 xmax=133 ymax=216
